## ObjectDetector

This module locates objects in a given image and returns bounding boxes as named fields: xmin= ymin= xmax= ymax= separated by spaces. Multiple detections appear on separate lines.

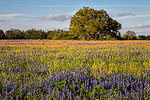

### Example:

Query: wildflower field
xmin=0 ymin=40 xmax=150 ymax=100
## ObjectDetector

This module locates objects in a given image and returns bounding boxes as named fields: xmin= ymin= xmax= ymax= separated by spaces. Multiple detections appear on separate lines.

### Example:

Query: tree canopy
xmin=25 ymin=29 xmax=47 ymax=39
xmin=0 ymin=29 xmax=5 ymax=39
xmin=47 ymin=29 xmax=73 ymax=40
xmin=69 ymin=7 xmax=122 ymax=40
xmin=138 ymin=35 xmax=146 ymax=40
xmin=5 ymin=29 xmax=24 ymax=39
xmin=122 ymin=30 xmax=137 ymax=40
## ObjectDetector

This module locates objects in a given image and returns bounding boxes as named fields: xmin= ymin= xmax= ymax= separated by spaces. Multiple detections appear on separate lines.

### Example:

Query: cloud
xmin=0 ymin=20 xmax=10 ymax=22
xmin=0 ymin=13 xmax=25 ymax=18
xmin=135 ymin=31 xmax=150 ymax=35
xmin=111 ymin=13 xmax=134 ymax=17
xmin=42 ymin=14 xmax=71 ymax=21
xmin=124 ymin=24 xmax=150 ymax=29
xmin=115 ymin=14 xmax=150 ymax=20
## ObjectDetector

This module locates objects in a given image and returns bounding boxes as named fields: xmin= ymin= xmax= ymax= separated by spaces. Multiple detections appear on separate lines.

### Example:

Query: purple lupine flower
xmin=119 ymin=92 xmax=122 ymax=100
xmin=54 ymin=86 xmax=56 ymax=91
xmin=79 ymin=82 xmax=81 ymax=86
xmin=77 ymin=85 xmax=80 ymax=90
xmin=62 ymin=92 xmax=65 ymax=100
xmin=62 ymin=87 xmax=64 ymax=92
xmin=131 ymin=93 xmax=135 ymax=99
xmin=101 ymin=82 xmax=104 ymax=89
xmin=20 ymin=85 xmax=23 ymax=94
xmin=57 ymin=91 xmax=60 ymax=99
xmin=107 ymin=90 xmax=110 ymax=93
xmin=5 ymin=92 xmax=8 ymax=100
xmin=144 ymin=82 xmax=147 ymax=88
xmin=33 ymin=89 xmax=35 ymax=95
xmin=115 ymin=93 xmax=119 ymax=100
xmin=68 ymin=80 xmax=70 ymax=85
xmin=92 ymin=91 xmax=95 ymax=100
xmin=39 ymin=88 xmax=41 ymax=93
xmin=112 ymin=84 xmax=115 ymax=89
xmin=24 ymin=85 xmax=27 ymax=92
xmin=140 ymin=89 xmax=143 ymax=97
xmin=140 ymin=84 xmax=143 ymax=89
xmin=86 ymin=85 xmax=89 ymax=92
xmin=10 ymin=79 xmax=12 ymax=86
xmin=99 ymin=93 xmax=103 ymax=98
xmin=69 ymin=91 xmax=72 ymax=99
xmin=44 ymin=81 xmax=47 ymax=94
xmin=52 ymin=90 xmax=55 ymax=98
xmin=66 ymin=90 xmax=70 ymax=97
xmin=139 ymin=97 xmax=142 ymax=100
xmin=89 ymin=86 xmax=91 ymax=92
xmin=136 ymin=92 xmax=139 ymax=99
xmin=41 ymin=93 xmax=44 ymax=100
xmin=148 ymin=89 xmax=150 ymax=96
xmin=2 ymin=88 xmax=4 ymax=95
xmin=65 ymin=85 xmax=68 ymax=90
xmin=76 ymin=76 xmax=78 ymax=83
xmin=99 ymin=80 xmax=101 ymax=85
xmin=72 ymin=81 xmax=75 ymax=92
xmin=143 ymin=88 xmax=145 ymax=94
xmin=0 ymin=95 xmax=2 ymax=100
xmin=125 ymin=89 xmax=127 ymax=95
xmin=136 ymin=85 xmax=139 ymax=92
xmin=90 ymin=77 xmax=93 ymax=84
xmin=63 ymin=84 xmax=66 ymax=90
xmin=85 ymin=81 xmax=87 ymax=88
xmin=113 ymin=77 xmax=116 ymax=82
xmin=16 ymin=96 xmax=18 ymax=100
xmin=28 ymin=91 xmax=31 ymax=99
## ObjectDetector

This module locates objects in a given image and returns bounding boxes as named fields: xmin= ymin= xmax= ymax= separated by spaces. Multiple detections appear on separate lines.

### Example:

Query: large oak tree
xmin=69 ymin=7 xmax=122 ymax=40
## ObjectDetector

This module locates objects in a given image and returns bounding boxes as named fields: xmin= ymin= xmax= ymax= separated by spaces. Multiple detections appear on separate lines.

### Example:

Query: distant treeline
xmin=0 ymin=29 xmax=73 ymax=40
xmin=0 ymin=29 xmax=149 ymax=40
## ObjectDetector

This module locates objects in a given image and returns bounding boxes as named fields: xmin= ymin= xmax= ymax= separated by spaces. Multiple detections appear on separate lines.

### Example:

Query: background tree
xmin=69 ymin=7 xmax=122 ymax=40
xmin=138 ymin=35 xmax=146 ymax=40
xmin=25 ymin=29 xmax=47 ymax=39
xmin=146 ymin=35 xmax=150 ymax=40
xmin=122 ymin=30 xmax=137 ymax=40
xmin=47 ymin=29 xmax=73 ymax=40
xmin=5 ymin=29 xmax=24 ymax=39
xmin=0 ymin=29 xmax=5 ymax=39
xmin=47 ymin=30 xmax=63 ymax=40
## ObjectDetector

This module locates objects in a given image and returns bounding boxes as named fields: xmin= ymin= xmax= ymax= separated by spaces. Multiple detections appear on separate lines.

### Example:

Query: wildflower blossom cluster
xmin=0 ymin=40 xmax=150 ymax=99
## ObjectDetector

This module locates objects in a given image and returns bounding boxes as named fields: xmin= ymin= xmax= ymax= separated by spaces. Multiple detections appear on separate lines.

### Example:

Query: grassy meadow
xmin=0 ymin=40 xmax=150 ymax=100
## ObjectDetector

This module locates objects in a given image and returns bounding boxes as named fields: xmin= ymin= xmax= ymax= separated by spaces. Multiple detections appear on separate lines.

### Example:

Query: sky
xmin=0 ymin=0 xmax=150 ymax=35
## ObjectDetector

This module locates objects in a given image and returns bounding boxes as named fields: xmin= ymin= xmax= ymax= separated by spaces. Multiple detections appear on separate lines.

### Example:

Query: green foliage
xmin=146 ymin=35 xmax=150 ymax=40
xmin=122 ymin=30 xmax=137 ymax=40
xmin=0 ymin=29 xmax=5 ymax=39
xmin=47 ymin=29 xmax=72 ymax=40
xmin=69 ymin=7 xmax=122 ymax=40
xmin=138 ymin=35 xmax=146 ymax=40
xmin=25 ymin=29 xmax=47 ymax=39
xmin=5 ymin=29 xmax=25 ymax=39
